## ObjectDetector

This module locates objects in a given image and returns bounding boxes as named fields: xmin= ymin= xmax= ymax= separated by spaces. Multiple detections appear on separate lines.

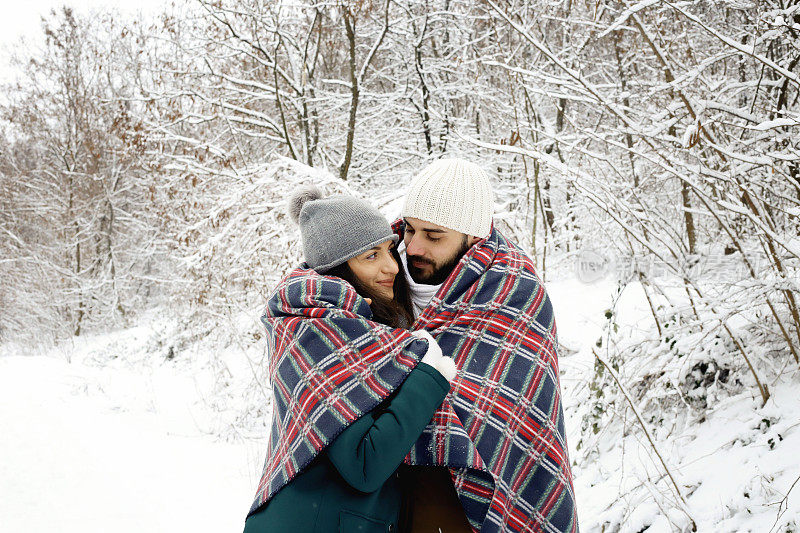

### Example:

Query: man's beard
xmin=407 ymin=236 xmax=470 ymax=285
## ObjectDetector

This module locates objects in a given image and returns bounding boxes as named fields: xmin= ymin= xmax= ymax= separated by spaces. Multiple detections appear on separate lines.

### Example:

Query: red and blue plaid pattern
xmin=247 ymin=270 xmax=428 ymax=515
xmin=396 ymin=220 xmax=579 ymax=533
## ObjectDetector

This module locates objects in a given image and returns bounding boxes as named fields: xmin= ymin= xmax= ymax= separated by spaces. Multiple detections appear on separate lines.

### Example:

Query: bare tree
xmin=1 ymin=8 xmax=163 ymax=339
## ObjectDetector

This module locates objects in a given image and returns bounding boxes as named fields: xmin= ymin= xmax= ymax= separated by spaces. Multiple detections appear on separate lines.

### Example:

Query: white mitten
xmin=411 ymin=329 xmax=457 ymax=383
xmin=434 ymin=356 xmax=457 ymax=383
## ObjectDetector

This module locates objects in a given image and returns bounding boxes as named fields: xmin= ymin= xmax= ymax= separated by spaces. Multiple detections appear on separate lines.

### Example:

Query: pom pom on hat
xmin=287 ymin=184 xmax=323 ymax=224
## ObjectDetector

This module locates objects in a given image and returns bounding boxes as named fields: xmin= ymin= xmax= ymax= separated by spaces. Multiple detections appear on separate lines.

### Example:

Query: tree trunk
xmin=340 ymin=9 xmax=358 ymax=181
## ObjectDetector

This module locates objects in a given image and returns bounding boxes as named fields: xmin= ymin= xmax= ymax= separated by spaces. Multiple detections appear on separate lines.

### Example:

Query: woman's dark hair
xmin=323 ymin=245 xmax=415 ymax=329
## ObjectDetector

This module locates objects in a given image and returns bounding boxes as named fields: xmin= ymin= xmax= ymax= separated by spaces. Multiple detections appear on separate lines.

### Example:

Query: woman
xmin=244 ymin=185 xmax=456 ymax=533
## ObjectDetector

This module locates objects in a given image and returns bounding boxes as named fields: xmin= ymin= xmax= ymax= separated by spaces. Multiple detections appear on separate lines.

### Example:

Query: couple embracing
xmin=244 ymin=159 xmax=579 ymax=533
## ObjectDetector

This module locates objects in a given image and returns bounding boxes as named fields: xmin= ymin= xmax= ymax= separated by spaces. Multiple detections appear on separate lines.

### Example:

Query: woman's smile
xmin=347 ymin=240 xmax=400 ymax=300
xmin=374 ymin=275 xmax=396 ymax=298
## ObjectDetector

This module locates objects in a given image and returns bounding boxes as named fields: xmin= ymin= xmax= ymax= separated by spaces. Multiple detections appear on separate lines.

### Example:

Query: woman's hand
xmin=411 ymin=329 xmax=457 ymax=382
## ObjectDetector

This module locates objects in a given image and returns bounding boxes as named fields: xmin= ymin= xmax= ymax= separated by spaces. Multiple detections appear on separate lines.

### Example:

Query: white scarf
xmin=399 ymin=244 xmax=442 ymax=318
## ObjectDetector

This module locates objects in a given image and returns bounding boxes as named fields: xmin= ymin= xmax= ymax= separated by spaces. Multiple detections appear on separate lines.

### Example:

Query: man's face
xmin=403 ymin=217 xmax=478 ymax=285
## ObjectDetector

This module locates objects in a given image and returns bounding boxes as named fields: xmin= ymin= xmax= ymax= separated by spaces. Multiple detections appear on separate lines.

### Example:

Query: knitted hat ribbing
xmin=402 ymin=159 xmax=494 ymax=238
xmin=289 ymin=186 xmax=398 ymax=273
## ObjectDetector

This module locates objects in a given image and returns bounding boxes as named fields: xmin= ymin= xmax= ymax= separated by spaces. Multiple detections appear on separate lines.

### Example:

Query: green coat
xmin=244 ymin=362 xmax=449 ymax=533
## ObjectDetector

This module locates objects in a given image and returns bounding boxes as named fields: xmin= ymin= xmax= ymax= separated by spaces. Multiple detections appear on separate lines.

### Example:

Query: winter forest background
xmin=1 ymin=0 xmax=799 ymax=531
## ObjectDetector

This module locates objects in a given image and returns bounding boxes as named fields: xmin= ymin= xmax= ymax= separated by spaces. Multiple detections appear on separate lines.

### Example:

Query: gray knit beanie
xmin=288 ymin=185 xmax=399 ymax=272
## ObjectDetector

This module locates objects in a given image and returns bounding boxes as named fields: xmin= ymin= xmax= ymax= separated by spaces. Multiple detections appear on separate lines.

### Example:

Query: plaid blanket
xmin=396 ymin=220 xmax=579 ymax=533
xmin=247 ymin=269 xmax=429 ymax=515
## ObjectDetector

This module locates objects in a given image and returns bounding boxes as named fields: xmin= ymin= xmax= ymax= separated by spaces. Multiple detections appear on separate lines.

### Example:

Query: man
xmin=396 ymin=159 xmax=579 ymax=533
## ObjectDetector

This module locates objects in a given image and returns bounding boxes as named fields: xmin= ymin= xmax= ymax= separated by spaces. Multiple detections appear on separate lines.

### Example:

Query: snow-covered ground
xmin=550 ymin=278 xmax=800 ymax=533
xmin=1 ymin=276 xmax=798 ymax=532
xmin=0 ymin=323 xmax=268 ymax=533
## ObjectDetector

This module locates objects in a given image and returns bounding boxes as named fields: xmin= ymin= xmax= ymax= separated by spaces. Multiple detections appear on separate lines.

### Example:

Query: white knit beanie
xmin=402 ymin=158 xmax=494 ymax=238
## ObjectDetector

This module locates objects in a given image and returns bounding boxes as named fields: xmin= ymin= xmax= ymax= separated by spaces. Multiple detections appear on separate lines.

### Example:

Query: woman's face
xmin=346 ymin=240 xmax=399 ymax=300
